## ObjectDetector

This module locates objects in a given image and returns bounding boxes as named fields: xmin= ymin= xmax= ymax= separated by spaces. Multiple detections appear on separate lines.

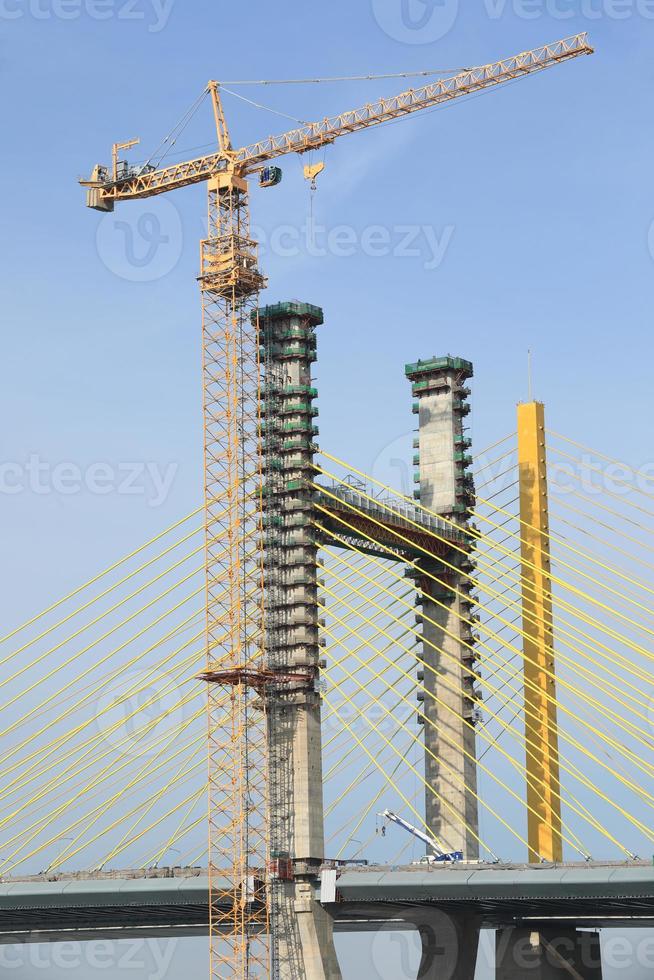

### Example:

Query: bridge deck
xmin=1 ymin=865 xmax=654 ymax=943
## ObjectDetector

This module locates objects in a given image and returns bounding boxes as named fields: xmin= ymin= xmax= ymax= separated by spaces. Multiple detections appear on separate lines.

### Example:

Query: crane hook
xmin=304 ymin=162 xmax=325 ymax=191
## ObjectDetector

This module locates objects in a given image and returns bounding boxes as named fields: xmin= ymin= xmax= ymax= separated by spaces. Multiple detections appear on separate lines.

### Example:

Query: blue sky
xmin=1 ymin=0 xmax=654 ymax=976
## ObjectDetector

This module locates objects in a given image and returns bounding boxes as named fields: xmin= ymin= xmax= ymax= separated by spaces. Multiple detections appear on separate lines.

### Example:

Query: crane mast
xmin=199 ymin=169 xmax=270 ymax=976
xmin=80 ymin=32 xmax=593 ymax=980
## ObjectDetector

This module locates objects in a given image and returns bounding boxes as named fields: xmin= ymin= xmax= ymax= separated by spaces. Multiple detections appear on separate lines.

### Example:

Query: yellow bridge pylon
xmin=518 ymin=401 xmax=563 ymax=864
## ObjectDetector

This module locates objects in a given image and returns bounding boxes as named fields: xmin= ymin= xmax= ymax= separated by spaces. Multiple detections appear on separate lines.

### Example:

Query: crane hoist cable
xmin=219 ymin=68 xmax=467 ymax=86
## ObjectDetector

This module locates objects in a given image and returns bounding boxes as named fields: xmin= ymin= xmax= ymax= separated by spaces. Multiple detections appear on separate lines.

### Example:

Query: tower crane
xmin=80 ymin=33 xmax=592 ymax=980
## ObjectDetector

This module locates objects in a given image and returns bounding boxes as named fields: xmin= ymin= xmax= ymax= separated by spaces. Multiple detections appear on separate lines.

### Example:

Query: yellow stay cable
xmin=323 ymin=652 xmax=416 ymax=787
xmin=52 ymin=735 xmax=208 ymax=873
xmin=327 ymin=734 xmax=417 ymax=856
xmin=471 ymin=536 xmax=654 ymax=705
xmin=319 ymin=450 xmax=654 ymax=645
xmin=321 ymin=584 xmax=414 ymax=742
xmin=144 ymin=810 xmax=207 ymax=870
xmin=473 ymin=494 xmax=654 ymax=616
xmin=547 ymin=444 xmax=654 ymax=514
xmin=323 ymin=578 xmax=554 ymax=844
xmin=0 ymin=525 xmax=202 ymax=674
xmin=314 ymin=476 xmax=654 ymax=743
xmin=95 ymin=784 xmax=207 ymax=871
xmin=475 ymin=432 xmax=516 ymax=459
xmin=317 ymin=626 xmax=502 ymax=860
xmin=323 ymin=647 xmax=413 ymax=773
xmin=0 ymin=560 xmax=203 ymax=708
xmin=472 ymin=503 xmax=654 ymax=606
xmin=469 ymin=541 xmax=654 ymax=702
xmin=469 ymin=539 xmax=654 ymax=708
xmin=0 ymin=591 xmax=205 ymax=781
xmin=0 ymin=643 xmax=205 ymax=812
xmin=2 ymin=608 xmax=204 ymax=743
xmin=469 ymin=529 xmax=654 ymax=710
xmin=0 ymin=606 xmax=206 ymax=776
xmin=547 ymin=509 xmax=654 ymax=579
xmin=316 ymin=505 xmax=654 ymax=807
xmin=48 ymin=732 xmax=206 ymax=873
xmin=0 ymin=662 xmax=205 ymax=843
xmin=0 ymin=706 xmax=205 ymax=842
xmin=474 ymin=470 xmax=517 ymax=493
xmin=315 ymin=512 xmax=654 ymax=825
xmin=325 ymin=708 xmax=418 ymax=814
xmin=319 ymin=554 xmax=636 ymax=856
xmin=165 ymin=841 xmax=207 ymax=870
xmin=321 ymin=569 xmax=520 ymax=775
xmin=147 ymin=788 xmax=206 ymax=869
xmin=547 ymin=430 xmax=654 ymax=487
xmin=318 ymin=455 xmax=654 ymax=651
xmin=473 ymin=446 xmax=517 ymax=474
xmin=319 ymin=570 xmax=601 ymax=858
xmin=141 ymin=811 xmax=206 ymax=869
xmin=0 ymin=699 xmax=205 ymax=873
xmin=321 ymin=695 xmax=449 ymax=856
xmin=474 ymin=481 xmax=654 ymax=597
xmin=313 ymin=487 xmax=654 ymax=750
xmin=39 ymin=774 xmax=205 ymax=876
xmin=327 ymin=730 xmax=416 ymax=858
xmin=549 ymin=481 xmax=654 ymax=539
xmin=322 ymin=548 xmax=654 ymax=841
xmin=318 ymin=547 xmax=627 ymax=853
xmin=0 ymin=506 xmax=202 ymax=647
xmin=0 ymin=490 xmax=255 ymax=692
xmin=552 ymin=494 xmax=654 ymax=556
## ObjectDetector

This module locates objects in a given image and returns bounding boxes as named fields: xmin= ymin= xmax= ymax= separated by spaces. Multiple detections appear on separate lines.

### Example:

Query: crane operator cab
xmin=260 ymin=166 xmax=283 ymax=188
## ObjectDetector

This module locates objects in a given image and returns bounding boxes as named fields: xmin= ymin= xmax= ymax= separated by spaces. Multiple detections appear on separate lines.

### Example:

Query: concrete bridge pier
xmin=405 ymin=356 xmax=479 ymax=859
xmin=403 ymin=910 xmax=481 ymax=980
xmin=260 ymin=300 xmax=341 ymax=980
xmin=495 ymin=927 xmax=603 ymax=979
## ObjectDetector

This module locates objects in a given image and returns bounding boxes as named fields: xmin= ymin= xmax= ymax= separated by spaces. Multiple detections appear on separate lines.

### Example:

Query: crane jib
xmin=83 ymin=33 xmax=592 ymax=208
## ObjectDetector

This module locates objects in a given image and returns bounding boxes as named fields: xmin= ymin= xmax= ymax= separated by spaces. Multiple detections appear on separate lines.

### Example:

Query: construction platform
xmin=313 ymin=479 xmax=471 ymax=563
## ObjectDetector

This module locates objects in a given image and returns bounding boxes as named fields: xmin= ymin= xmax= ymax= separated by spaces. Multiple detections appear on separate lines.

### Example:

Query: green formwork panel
xmin=405 ymin=355 xmax=474 ymax=380
xmin=252 ymin=301 xmax=324 ymax=327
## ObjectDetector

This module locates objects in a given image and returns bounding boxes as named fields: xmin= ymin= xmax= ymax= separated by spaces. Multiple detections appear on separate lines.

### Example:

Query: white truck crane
xmin=379 ymin=811 xmax=464 ymax=864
